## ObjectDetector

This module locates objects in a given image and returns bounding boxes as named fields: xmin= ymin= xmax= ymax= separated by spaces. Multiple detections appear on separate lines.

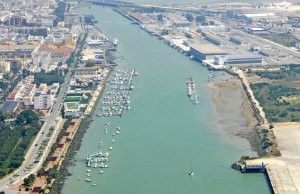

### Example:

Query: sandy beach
xmin=208 ymin=77 xmax=258 ymax=152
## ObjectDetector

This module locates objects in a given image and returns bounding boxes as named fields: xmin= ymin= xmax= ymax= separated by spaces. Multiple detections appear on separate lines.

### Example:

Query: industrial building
xmin=204 ymin=34 xmax=223 ymax=46
xmin=214 ymin=54 xmax=263 ymax=66
xmin=189 ymin=43 xmax=227 ymax=61
xmin=229 ymin=36 xmax=244 ymax=45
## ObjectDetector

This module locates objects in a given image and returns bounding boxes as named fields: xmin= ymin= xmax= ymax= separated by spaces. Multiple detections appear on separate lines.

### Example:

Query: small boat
xmin=85 ymin=178 xmax=91 ymax=182
xmin=112 ymin=139 xmax=115 ymax=143
xmin=109 ymin=147 xmax=113 ymax=150
xmin=113 ymin=38 xmax=118 ymax=46
xmin=188 ymin=171 xmax=194 ymax=176
xmin=99 ymin=171 xmax=104 ymax=174
xmin=86 ymin=173 xmax=91 ymax=177
xmin=92 ymin=183 xmax=96 ymax=186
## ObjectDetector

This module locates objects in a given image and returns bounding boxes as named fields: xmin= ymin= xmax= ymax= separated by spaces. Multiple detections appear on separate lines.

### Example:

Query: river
xmin=61 ymin=6 xmax=271 ymax=194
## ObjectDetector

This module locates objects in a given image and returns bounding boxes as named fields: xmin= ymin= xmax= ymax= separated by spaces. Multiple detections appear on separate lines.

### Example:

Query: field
xmin=257 ymin=33 xmax=298 ymax=47
xmin=249 ymin=65 xmax=300 ymax=123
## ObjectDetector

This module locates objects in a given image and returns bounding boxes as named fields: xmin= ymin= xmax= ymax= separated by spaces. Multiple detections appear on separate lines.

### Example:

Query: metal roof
xmin=190 ymin=43 xmax=227 ymax=55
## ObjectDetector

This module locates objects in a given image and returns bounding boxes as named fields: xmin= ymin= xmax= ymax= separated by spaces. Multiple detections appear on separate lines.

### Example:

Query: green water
xmin=62 ymin=6 xmax=271 ymax=194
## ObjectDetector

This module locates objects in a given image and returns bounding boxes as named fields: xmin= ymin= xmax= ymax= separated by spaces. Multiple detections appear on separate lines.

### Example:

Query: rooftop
xmin=190 ymin=43 xmax=227 ymax=54
xmin=218 ymin=54 xmax=262 ymax=60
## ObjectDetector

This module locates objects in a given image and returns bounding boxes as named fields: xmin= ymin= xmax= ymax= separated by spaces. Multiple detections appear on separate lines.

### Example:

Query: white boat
xmin=113 ymin=38 xmax=118 ymax=46
xmin=85 ymin=178 xmax=91 ymax=182
xmin=99 ymin=171 xmax=104 ymax=174
xmin=92 ymin=183 xmax=96 ymax=186
xmin=109 ymin=147 xmax=113 ymax=150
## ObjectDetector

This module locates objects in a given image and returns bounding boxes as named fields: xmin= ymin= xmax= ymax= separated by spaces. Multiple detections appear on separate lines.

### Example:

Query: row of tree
xmin=0 ymin=110 xmax=40 ymax=178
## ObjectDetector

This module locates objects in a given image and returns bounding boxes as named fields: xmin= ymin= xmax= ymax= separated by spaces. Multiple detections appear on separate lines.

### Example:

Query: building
xmin=33 ymin=83 xmax=59 ymax=110
xmin=229 ymin=36 xmax=244 ymax=45
xmin=39 ymin=44 xmax=75 ymax=62
xmin=6 ymin=80 xmax=36 ymax=106
xmin=63 ymin=93 xmax=89 ymax=118
xmin=189 ymin=43 xmax=227 ymax=61
xmin=34 ymin=94 xmax=54 ymax=110
xmin=32 ymin=51 xmax=52 ymax=70
xmin=80 ymin=49 xmax=104 ymax=63
xmin=0 ymin=61 xmax=10 ymax=73
xmin=173 ymin=21 xmax=191 ymax=27
xmin=204 ymin=34 xmax=223 ymax=46
xmin=214 ymin=54 xmax=263 ymax=66
xmin=0 ymin=101 xmax=19 ymax=113
xmin=0 ymin=42 xmax=39 ymax=57
xmin=246 ymin=27 xmax=268 ymax=34
xmin=74 ymin=66 xmax=101 ymax=76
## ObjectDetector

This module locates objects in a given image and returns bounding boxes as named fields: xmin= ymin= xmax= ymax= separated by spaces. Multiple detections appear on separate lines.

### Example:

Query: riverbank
xmin=207 ymin=78 xmax=258 ymax=153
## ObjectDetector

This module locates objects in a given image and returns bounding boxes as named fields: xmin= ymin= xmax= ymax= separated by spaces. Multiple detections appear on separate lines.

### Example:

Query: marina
xmin=97 ymin=69 xmax=138 ymax=118
xmin=61 ymin=6 xmax=271 ymax=194
xmin=186 ymin=77 xmax=199 ymax=104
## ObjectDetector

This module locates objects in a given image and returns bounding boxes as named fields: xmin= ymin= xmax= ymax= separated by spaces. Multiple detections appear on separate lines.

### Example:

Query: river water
xmin=62 ymin=6 xmax=271 ymax=194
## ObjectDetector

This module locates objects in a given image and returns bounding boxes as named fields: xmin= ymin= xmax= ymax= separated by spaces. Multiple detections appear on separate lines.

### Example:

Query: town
xmin=0 ymin=0 xmax=116 ymax=193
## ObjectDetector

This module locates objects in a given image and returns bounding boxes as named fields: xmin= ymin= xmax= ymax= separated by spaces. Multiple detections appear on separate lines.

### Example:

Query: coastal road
xmin=0 ymin=31 xmax=83 ymax=191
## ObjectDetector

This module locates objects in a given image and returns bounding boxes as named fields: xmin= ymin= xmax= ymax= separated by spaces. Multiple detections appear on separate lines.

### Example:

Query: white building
xmin=34 ymin=94 xmax=54 ymax=110
xmin=33 ymin=51 xmax=52 ymax=70
xmin=33 ymin=83 xmax=59 ymax=110
xmin=0 ymin=61 xmax=10 ymax=73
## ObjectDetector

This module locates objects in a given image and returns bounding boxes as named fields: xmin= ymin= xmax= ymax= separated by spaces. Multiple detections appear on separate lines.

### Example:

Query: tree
xmin=195 ymin=15 xmax=205 ymax=23
xmin=186 ymin=13 xmax=194 ymax=22
xmin=23 ymin=174 xmax=35 ymax=187
xmin=16 ymin=110 xmax=39 ymax=126
xmin=157 ymin=14 xmax=163 ymax=21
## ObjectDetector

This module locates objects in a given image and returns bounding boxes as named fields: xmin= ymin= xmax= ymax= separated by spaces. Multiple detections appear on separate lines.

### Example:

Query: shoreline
xmin=207 ymin=77 xmax=259 ymax=154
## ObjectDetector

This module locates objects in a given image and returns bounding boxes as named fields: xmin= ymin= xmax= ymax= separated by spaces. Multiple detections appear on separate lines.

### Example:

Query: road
xmin=0 ymin=31 xmax=83 ymax=191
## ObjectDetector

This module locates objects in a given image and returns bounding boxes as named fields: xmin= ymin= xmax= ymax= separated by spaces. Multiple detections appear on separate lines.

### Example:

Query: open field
xmin=247 ymin=66 xmax=300 ymax=123
xmin=257 ymin=33 xmax=298 ymax=47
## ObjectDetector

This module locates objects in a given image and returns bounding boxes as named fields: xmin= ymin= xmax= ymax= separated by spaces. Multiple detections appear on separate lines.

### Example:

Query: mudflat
xmin=208 ymin=78 xmax=258 ymax=151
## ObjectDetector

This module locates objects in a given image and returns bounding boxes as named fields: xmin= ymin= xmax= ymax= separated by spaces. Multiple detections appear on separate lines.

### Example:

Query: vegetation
xmin=257 ymin=33 xmax=298 ymax=47
xmin=255 ymin=65 xmax=300 ymax=80
xmin=34 ymin=69 xmax=64 ymax=85
xmin=23 ymin=174 xmax=35 ymax=187
xmin=49 ymin=118 xmax=92 ymax=194
xmin=38 ymin=117 xmax=72 ymax=176
xmin=53 ymin=1 xmax=66 ymax=26
xmin=186 ymin=13 xmax=194 ymax=22
xmin=0 ymin=110 xmax=41 ymax=178
xmin=133 ymin=7 xmax=166 ymax=13
xmin=251 ymin=82 xmax=300 ymax=122
xmin=195 ymin=15 xmax=205 ymax=23
xmin=157 ymin=14 xmax=163 ymax=21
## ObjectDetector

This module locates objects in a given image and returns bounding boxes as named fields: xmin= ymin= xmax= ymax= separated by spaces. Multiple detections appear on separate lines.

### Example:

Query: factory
xmin=202 ymin=32 xmax=224 ymax=46
xmin=214 ymin=54 xmax=263 ymax=66
xmin=241 ymin=13 xmax=276 ymax=23
xmin=229 ymin=36 xmax=244 ymax=45
xmin=189 ymin=43 xmax=227 ymax=61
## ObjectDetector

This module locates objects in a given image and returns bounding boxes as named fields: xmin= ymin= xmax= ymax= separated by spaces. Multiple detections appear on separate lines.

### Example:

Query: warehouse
xmin=214 ymin=54 xmax=263 ymax=65
xmin=189 ymin=43 xmax=227 ymax=61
